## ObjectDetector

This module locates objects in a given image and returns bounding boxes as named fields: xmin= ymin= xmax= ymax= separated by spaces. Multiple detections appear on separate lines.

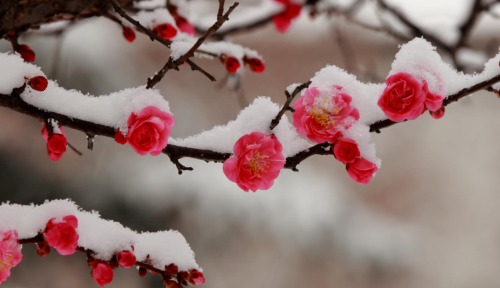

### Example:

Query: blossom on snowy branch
xmin=0 ymin=200 xmax=203 ymax=287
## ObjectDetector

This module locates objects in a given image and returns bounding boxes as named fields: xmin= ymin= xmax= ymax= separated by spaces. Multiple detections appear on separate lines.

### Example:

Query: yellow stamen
xmin=244 ymin=151 xmax=269 ymax=177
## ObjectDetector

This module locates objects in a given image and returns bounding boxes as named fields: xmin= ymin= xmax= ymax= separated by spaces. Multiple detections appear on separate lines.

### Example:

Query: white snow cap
xmin=0 ymin=52 xmax=172 ymax=132
xmin=0 ymin=200 xmax=201 ymax=272
xmin=170 ymin=97 xmax=311 ymax=157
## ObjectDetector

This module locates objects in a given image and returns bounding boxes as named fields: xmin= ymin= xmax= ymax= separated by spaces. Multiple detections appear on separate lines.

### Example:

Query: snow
xmin=170 ymin=97 xmax=311 ymax=157
xmin=390 ymin=38 xmax=500 ymax=95
xmin=0 ymin=53 xmax=44 ymax=95
xmin=21 ymin=82 xmax=172 ymax=133
xmin=0 ymin=51 xmax=172 ymax=133
xmin=286 ymin=83 xmax=300 ymax=95
xmin=134 ymin=8 xmax=177 ymax=29
xmin=0 ymin=199 xmax=200 ymax=272
xmin=0 ymin=200 xmax=198 ymax=271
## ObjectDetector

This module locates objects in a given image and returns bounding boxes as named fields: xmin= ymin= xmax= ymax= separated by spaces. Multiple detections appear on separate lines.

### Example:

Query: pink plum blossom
xmin=292 ymin=86 xmax=359 ymax=143
xmin=223 ymin=132 xmax=285 ymax=192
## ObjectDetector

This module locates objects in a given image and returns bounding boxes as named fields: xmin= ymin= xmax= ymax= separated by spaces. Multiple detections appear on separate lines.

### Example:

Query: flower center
xmin=244 ymin=151 xmax=269 ymax=176
xmin=310 ymin=106 xmax=339 ymax=128
xmin=0 ymin=250 xmax=15 ymax=272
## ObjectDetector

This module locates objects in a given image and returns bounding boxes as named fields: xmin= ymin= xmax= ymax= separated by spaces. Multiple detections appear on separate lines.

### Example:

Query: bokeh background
xmin=2 ymin=0 xmax=500 ymax=287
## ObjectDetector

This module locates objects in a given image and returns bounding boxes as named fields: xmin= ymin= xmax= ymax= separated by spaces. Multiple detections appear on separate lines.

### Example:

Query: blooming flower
xmin=333 ymin=138 xmax=360 ymax=164
xmin=346 ymin=158 xmax=378 ymax=184
xmin=41 ymin=123 xmax=67 ymax=161
xmin=116 ymin=251 xmax=136 ymax=268
xmin=378 ymin=73 xmax=427 ymax=122
xmin=126 ymin=106 xmax=175 ymax=156
xmin=429 ymin=106 xmax=445 ymax=119
xmin=29 ymin=76 xmax=48 ymax=91
xmin=92 ymin=262 xmax=114 ymax=287
xmin=122 ymin=27 xmax=136 ymax=42
xmin=153 ymin=23 xmax=178 ymax=40
xmin=0 ymin=231 xmax=22 ymax=285
xmin=292 ymin=86 xmax=359 ymax=144
xmin=223 ymin=132 xmax=285 ymax=192
xmin=44 ymin=215 xmax=79 ymax=255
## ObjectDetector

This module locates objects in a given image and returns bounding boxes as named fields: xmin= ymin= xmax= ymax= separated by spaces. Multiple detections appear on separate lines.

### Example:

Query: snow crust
xmin=0 ymin=200 xmax=200 ymax=271
xmin=0 ymin=52 xmax=171 ymax=132
xmin=0 ymin=53 xmax=44 ymax=95
xmin=170 ymin=97 xmax=311 ymax=157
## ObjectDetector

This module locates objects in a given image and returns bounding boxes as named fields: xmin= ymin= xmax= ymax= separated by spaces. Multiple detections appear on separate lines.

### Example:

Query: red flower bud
xmin=187 ymin=269 xmax=205 ymax=285
xmin=138 ymin=267 xmax=147 ymax=278
xmin=429 ymin=106 xmax=445 ymax=119
xmin=29 ymin=76 xmax=48 ymax=91
xmin=153 ymin=23 xmax=178 ymax=40
xmin=92 ymin=262 xmax=114 ymax=287
xmin=36 ymin=241 xmax=51 ymax=257
xmin=178 ymin=271 xmax=189 ymax=280
xmin=245 ymin=58 xmax=265 ymax=73
xmin=114 ymin=130 xmax=127 ymax=145
xmin=116 ymin=251 xmax=136 ymax=268
xmin=123 ymin=27 xmax=136 ymax=42
xmin=165 ymin=263 xmax=178 ymax=276
xmin=19 ymin=44 xmax=35 ymax=62
xmin=333 ymin=138 xmax=360 ymax=164
xmin=224 ymin=56 xmax=240 ymax=73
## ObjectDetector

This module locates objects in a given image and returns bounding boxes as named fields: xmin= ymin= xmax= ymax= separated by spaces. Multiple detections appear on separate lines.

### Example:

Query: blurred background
xmin=2 ymin=0 xmax=500 ymax=287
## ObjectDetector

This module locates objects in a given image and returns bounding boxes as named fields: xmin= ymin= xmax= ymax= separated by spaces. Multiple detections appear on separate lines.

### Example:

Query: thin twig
xmin=106 ymin=0 xmax=217 ymax=83
xmin=146 ymin=0 xmax=239 ymax=88
xmin=67 ymin=142 xmax=83 ymax=156
xmin=270 ymin=81 xmax=311 ymax=130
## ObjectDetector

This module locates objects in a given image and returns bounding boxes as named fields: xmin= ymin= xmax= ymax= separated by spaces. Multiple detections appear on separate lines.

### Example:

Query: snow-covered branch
xmin=0 ymin=200 xmax=203 ymax=287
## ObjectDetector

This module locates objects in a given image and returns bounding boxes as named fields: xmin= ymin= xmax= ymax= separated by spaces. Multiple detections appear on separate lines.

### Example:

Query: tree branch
xmin=369 ymin=74 xmax=500 ymax=132
xmin=18 ymin=234 xmax=187 ymax=286
xmin=106 ymin=0 xmax=217 ymax=83
xmin=2 ymin=71 xmax=499 ymax=173
xmin=270 ymin=81 xmax=311 ymax=130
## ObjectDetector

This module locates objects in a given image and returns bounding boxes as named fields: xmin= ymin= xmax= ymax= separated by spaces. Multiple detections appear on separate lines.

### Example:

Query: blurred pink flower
xmin=0 ymin=230 xmax=22 ymax=284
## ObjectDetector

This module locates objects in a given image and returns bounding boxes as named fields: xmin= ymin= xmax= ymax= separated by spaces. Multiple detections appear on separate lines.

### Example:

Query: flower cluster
xmin=41 ymin=122 xmax=67 ymax=162
xmin=0 ymin=230 xmax=22 ymax=284
xmin=378 ymin=72 xmax=446 ymax=122
xmin=293 ymin=86 xmax=378 ymax=184
xmin=272 ymin=0 xmax=302 ymax=33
